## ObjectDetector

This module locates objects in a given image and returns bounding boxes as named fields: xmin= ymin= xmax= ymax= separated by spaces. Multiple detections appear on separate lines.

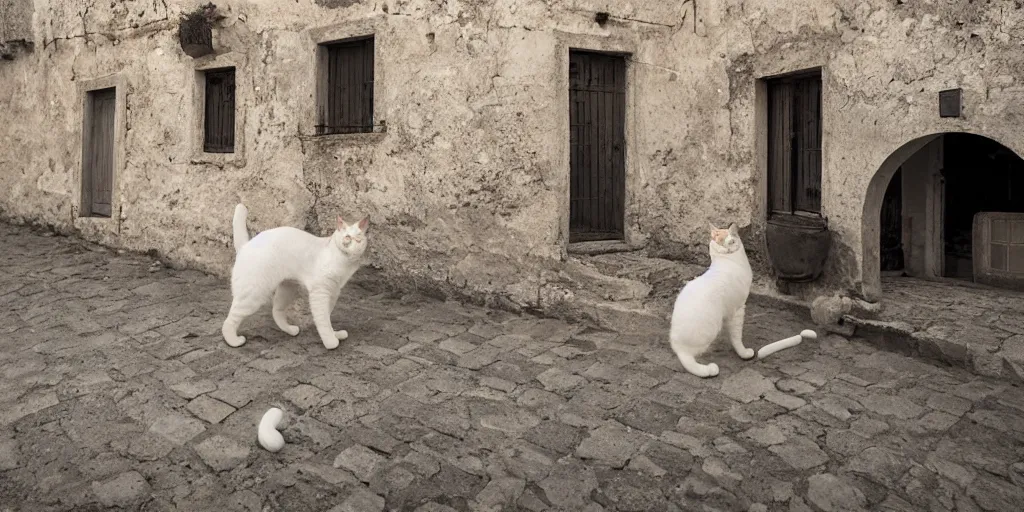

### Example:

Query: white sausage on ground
xmin=258 ymin=407 xmax=285 ymax=452
xmin=757 ymin=329 xmax=817 ymax=360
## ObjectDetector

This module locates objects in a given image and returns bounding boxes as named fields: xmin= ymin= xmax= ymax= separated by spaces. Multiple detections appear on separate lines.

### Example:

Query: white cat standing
xmin=222 ymin=204 xmax=368 ymax=349
xmin=668 ymin=222 xmax=754 ymax=378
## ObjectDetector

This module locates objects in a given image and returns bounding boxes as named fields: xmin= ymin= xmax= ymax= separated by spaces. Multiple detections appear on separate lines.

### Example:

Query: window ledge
xmin=190 ymin=152 xmax=246 ymax=168
xmin=300 ymin=132 xmax=387 ymax=146
xmin=567 ymin=239 xmax=643 ymax=255
xmin=767 ymin=212 xmax=827 ymax=230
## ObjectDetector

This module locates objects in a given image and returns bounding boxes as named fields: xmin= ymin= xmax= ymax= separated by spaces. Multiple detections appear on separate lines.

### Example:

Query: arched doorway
xmin=862 ymin=133 xmax=1024 ymax=299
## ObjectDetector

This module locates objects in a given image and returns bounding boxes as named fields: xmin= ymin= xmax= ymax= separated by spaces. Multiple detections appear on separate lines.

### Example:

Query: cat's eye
xmin=343 ymin=235 xmax=352 ymax=242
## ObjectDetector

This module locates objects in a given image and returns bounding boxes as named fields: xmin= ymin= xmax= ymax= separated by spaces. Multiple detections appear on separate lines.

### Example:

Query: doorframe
xmin=553 ymin=32 xmax=640 ymax=253
xmin=76 ymin=75 xmax=127 ymax=230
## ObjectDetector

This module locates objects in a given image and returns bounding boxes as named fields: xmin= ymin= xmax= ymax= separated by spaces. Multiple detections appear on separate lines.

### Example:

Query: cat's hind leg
xmin=675 ymin=351 xmax=720 ymax=378
xmin=670 ymin=330 xmax=719 ymax=377
xmin=272 ymin=282 xmax=301 ymax=336
xmin=222 ymin=296 xmax=261 ymax=348
xmin=726 ymin=306 xmax=755 ymax=360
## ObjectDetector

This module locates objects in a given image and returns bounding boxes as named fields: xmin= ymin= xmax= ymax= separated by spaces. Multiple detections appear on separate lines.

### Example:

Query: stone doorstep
xmin=561 ymin=255 xmax=1020 ymax=383
xmin=573 ymin=284 xmax=1023 ymax=383
xmin=844 ymin=315 xmax=1024 ymax=384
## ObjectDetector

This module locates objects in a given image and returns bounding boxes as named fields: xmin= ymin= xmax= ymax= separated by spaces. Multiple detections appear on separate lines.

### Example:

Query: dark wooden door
xmin=880 ymin=168 xmax=905 ymax=272
xmin=767 ymin=72 xmax=822 ymax=216
xmin=569 ymin=51 xmax=626 ymax=242
xmin=84 ymin=88 xmax=115 ymax=217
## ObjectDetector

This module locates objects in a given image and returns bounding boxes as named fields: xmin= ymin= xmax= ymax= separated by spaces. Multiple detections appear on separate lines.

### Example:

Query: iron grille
xmin=203 ymin=68 xmax=236 ymax=153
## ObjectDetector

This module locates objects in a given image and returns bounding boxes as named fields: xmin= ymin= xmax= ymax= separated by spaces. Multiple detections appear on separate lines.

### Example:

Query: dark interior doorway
xmin=569 ymin=50 xmax=626 ymax=242
xmin=880 ymin=167 xmax=905 ymax=273
xmin=942 ymin=133 xmax=1024 ymax=278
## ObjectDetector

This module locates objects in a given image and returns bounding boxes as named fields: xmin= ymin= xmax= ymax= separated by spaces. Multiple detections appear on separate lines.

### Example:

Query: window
xmin=317 ymin=36 xmax=374 ymax=135
xmin=203 ymin=68 xmax=235 ymax=153
xmin=767 ymin=70 xmax=822 ymax=216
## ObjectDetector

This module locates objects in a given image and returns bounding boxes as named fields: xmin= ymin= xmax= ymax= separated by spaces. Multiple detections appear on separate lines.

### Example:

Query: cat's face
xmin=335 ymin=216 xmax=369 ymax=257
xmin=709 ymin=222 xmax=742 ymax=255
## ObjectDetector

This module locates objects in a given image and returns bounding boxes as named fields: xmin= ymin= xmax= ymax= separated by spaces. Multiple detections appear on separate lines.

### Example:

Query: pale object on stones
xmin=810 ymin=295 xmax=851 ymax=325
xmin=258 ymin=408 xmax=285 ymax=452
xmin=758 ymin=330 xmax=817 ymax=360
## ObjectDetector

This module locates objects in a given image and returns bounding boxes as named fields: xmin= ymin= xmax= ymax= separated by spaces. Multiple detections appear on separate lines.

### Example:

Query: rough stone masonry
xmin=2 ymin=223 xmax=1024 ymax=511
xmin=3 ymin=1 xmax=1024 ymax=311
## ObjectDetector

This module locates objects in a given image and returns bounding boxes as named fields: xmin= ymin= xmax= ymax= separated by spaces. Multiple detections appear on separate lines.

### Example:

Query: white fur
xmin=222 ymin=204 xmax=368 ymax=349
xmin=757 ymin=329 xmax=817 ymax=359
xmin=233 ymin=204 xmax=250 ymax=253
xmin=668 ymin=223 xmax=753 ymax=378
xmin=258 ymin=407 xmax=285 ymax=452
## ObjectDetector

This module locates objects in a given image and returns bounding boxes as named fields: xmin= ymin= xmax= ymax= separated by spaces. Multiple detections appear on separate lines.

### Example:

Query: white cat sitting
xmin=222 ymin=204 xmax=368 ymax=349
xmin=668 ymin=222 xmax=754 ymax=378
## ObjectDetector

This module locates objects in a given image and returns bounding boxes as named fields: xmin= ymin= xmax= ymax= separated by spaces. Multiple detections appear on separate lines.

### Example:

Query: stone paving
xmin=2 ymin=223 xmax=1024 ymax=512
xmin=846 ymin=277 xmax=1024 ymax=381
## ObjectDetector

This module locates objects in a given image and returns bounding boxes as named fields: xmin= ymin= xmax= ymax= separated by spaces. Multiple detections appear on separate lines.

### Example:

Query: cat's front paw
xmin=705 ymin=363 xmax=720 ymax=377
xmin=322 ymin=337 xmax=340 ymax=350
xmin=284 ymin=325 xmax=300 ymax=336
xmin=335 ymin=330 xmax=348 ymax=341
xmin=739 ymin=348 xmax=755 ymax=360
xmin=225 ymin=335 xmax=246 ymax=348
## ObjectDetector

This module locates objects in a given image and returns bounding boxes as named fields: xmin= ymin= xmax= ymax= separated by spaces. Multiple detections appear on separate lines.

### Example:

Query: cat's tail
xmin=233 ymin=203 xmax=250 ymax=252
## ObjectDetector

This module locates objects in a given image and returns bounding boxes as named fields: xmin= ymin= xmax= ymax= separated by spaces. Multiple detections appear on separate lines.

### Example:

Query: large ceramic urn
xmin=765 ymin=214 xmax=831 ymax=282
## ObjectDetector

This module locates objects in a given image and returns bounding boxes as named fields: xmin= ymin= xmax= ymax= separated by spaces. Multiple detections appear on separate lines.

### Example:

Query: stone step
xmin=565 ymin=251 xmax=1024 ymax=383
xmin=845 ymin=315 xmax=1024 ymax=384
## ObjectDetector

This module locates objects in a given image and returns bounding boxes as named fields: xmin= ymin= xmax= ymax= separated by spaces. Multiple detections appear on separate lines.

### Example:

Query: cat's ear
xmin=708 ymin=221 xmax=719 ymax=232
xmin=357 ymin=217 xmax=369 ymax=232
xmin=336 ymin=216 xmax=348 ymax=231
xmin=728 ymin=223 xmax=739 ymax=235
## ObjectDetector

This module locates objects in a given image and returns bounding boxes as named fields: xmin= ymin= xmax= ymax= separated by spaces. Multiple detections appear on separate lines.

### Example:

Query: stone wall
xmin=2 ymin=0 xmax=1024 ymax=309
xmin=0 ymin=0 xmax=33 ymax=56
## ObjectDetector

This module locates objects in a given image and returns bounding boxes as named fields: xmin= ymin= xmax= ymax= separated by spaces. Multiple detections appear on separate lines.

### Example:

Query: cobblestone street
xmin=1 ymin=223 xmax=1023 ymax=512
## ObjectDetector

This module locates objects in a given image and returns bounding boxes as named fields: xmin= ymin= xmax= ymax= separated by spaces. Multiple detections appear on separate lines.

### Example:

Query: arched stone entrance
xmin=861 ymin=132 xmax=1024 ymax=300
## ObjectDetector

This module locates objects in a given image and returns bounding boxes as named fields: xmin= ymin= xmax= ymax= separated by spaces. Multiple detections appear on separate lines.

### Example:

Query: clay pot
xmin=765 ymin=214 xmax=831 ymax=282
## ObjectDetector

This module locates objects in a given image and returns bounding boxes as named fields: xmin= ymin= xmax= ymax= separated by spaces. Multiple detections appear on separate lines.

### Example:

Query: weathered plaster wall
xmin=0 ymin=0 xmax=33 ymax=54
xmin=2 ymin=0 xmax=1024 ymax=311
xmin=900 ymin=137 xmax=943 ymax=280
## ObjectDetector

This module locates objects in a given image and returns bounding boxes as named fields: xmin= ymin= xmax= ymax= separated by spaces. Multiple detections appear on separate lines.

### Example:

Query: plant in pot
xmin=178 ymin=3 xmax=223 ymax=58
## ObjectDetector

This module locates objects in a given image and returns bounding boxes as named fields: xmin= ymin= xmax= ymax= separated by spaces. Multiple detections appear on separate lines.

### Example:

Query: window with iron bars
xmin=203 ymin=67 xmax=236 ymax=153
xmin=317 ymin=36 xmax=375 ymax=135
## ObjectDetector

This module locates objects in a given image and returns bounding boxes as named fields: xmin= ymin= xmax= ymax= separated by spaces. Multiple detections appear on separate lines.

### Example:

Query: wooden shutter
xmin=767 ymin=71 xmax=822 ymax=216
xmin=793 ymin=76 xmax=822 ymax=213
xmin=767 ymin=81 xmax=793 ymax=214
xmin=204 ymin=68 xmax=235 ymax=153
xmin=321 ymin=37 xmax=374 ymax=135
xmin=84 ymin=88 xmax=115 ymax=217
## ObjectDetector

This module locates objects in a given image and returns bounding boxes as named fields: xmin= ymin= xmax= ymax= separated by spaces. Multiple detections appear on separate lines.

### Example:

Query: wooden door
xmin=84 ymin=88 xmax=115 ymax=217
xmin=767 ymin=71 xmax=823 ymax=216
xmin=569 ymin=50 xmax=626 ymax=242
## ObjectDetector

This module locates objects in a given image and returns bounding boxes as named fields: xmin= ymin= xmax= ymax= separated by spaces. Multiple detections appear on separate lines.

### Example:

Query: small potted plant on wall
xmin=178 ymin=3 xmax=222 ymax=58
